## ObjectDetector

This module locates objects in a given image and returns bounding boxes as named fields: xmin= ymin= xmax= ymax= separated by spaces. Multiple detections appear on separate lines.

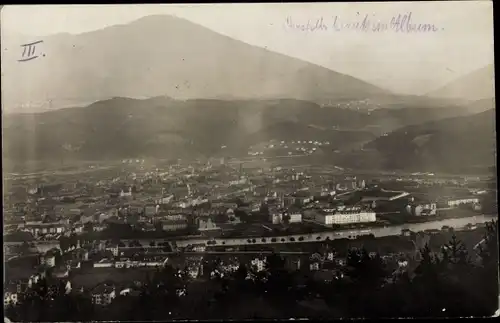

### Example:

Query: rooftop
xmin=92 ymin=283 xmax=115 ymax=294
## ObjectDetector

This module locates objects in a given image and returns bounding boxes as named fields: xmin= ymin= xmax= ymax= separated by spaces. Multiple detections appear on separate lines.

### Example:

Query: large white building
xmin=162 ymin=220 xmax=188 ymax=231
xmin=289 ymin=212 xmax=302 ymax=223
xmin=315 ymin=206 xmax=376 ymax=225
xmin=91 ymin=285 xmax=116 ymax=305
xmin=447 ymin=197 xmax=480 ymax=208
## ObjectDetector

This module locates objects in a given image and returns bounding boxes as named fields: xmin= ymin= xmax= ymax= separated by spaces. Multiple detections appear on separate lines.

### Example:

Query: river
xmin=5 ymin=214 xmax=497 ymax=252
xmin=173 ymin=214 xmax=497 ymax=248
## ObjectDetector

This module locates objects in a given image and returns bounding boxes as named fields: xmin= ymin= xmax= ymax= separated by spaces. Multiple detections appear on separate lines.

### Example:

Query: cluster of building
xmin=4 ymin=161 xmax=487 ymax=251
xmin=4 ymin=159 xmax=491 ymax=311
xmin=4 ymin=163 xmax=378 ymax=244
xmin=247 ymin=139 xmax=332 ymax=157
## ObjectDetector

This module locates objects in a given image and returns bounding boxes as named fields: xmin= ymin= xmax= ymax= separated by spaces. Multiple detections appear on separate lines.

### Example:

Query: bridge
xmin=3 ymin=229 xmax=369 ymax=252
xmin=5 ymin=214 xmax=493 ymax=253
xmin=173 ymin=230 xmax=371 ymax=248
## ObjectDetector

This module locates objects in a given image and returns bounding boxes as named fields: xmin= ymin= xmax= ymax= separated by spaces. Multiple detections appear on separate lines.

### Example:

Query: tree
xmin=442 ymin=234 xmax=469 ymax=265
xmin=235 ymin=209 xmax=249 ymax=223
xmin=59 ymin=236 xmax=70 ymax=252
xmin=260 ymin=253 xmax=295 ymax=314
xmin=346 ymin=248 xmax=386 ymax=288
xmin=234 ymin=264 xmax=248 ymax=285
xmin=83 ymin=221 xmax=94 ymax=232
xmin=69 ymin=233 xmax=79 ymax=248
xmin=474 ymin=220 xmax=499 ymax=315
xmin=19 ymin=241 xmax=31 ymax=255
xmin=341 ymin=248 xmax=389 ymax=317
xmin=477 ymin=220 xmax=498 ymax=267
xmin=282 ymin=213 xmax=291 ymax=225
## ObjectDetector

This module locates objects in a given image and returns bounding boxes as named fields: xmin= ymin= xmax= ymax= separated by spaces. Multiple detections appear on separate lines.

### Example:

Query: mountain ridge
xmin=2 ymin=14 xmax=390 ymax=112
xmin=426 ymin=64 xmax=495 ymax=101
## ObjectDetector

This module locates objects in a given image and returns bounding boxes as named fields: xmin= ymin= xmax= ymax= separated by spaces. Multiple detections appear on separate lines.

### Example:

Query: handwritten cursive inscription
xmin=285 ymin=12 xmax=441 ymax=33
xmin=18 ymin=40 xmax=44 ymax=62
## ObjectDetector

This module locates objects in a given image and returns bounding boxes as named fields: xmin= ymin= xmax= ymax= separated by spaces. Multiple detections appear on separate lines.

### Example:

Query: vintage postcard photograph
xmin=1 ymin=2 xmax=498 ymax=321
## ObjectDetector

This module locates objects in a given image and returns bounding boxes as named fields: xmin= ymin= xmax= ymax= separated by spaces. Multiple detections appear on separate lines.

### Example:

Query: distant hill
xmin=2 ymin=14 xmax=390 ymax=113
xmin=427 ymin=64 xmax=495 ymax=102
xmin=3 ymin=97 xmax=485 ymax=166
xmin=365 ymin=107 xmax=497 ymax=173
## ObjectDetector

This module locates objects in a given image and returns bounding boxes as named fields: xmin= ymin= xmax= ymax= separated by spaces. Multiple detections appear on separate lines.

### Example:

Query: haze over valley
xmin=2 ymin=10 xmax=495 ymax=175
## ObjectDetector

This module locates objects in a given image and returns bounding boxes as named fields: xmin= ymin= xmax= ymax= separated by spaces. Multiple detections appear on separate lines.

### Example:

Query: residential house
xmin=309 ymin=252 xmax=324 ymax=271
xmin=187 ymin=264 xmax=202 ymax=279
xmin=155 ymin=194 xmax=174 ymax=205
xmin=106 ymin=244 xmax=119 ymax=257
xmin=191 ymin=244 xmax=206 ymax=252
xmin=401 ymin=229 xmax=413 ymax=237
xmin=79 ymin=214 xmax=95 ymax=224
xmin=198 ymin=217 xmax=219 ymax=231
xmin=293 ymin=191 xmax=313 ymax=206
xmin=4 ymin=285 xmax=19 ymax=306
xmin=269 ymin=209 xmax=283 ymax=224
xmin=218 ymin=257 xmax=240 ymax=274
xmin=406 ymin=197 xmax=437 ymax=216
xmin=309 ymin=262 xmax=320 ymax=271
xmin=335 ymin=257 xmax=347 ymax=267
xmin=325 ymin=251 xmax=335 ymax=262
xmin=25 ymin=222 xmax=66 ymax=237
xmin=119 ymin=187 xmax=133 ymax=198
xmin=144 ymin=205 xmax=158 ymax=217
xmin=91 ymin=284 xmax=116 ymax=305
xmin=250 ymin=256 xmax=267 ymax=272
xmin=40 ymin=251 xmax=57 ymax=268
xmin=397 ymin=259 xmax=409 ymax=269
xmin=66 ymin=248 xmax=89 ymax=262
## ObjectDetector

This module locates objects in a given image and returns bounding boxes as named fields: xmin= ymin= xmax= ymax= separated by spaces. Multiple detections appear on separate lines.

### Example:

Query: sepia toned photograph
xmin=1 ymin=2 xmax=498 ymax=321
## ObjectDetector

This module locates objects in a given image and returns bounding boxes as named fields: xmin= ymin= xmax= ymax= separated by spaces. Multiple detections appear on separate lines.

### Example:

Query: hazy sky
xmin=1 ymin=2 xmax=494 ymax=94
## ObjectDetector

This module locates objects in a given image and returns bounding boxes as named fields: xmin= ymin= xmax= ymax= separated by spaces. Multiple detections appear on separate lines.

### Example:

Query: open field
xmin=378 ymin=208 xmax=483 ymax=225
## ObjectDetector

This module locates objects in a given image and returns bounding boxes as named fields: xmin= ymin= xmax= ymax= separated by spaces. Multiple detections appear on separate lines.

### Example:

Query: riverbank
xmin=173 ymin=214 xmax=497 ymax=248
xmin=377 ymin=208 xmax=483 ymax=226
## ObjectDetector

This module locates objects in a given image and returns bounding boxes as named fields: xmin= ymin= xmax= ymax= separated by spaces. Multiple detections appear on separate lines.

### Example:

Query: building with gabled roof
xmin=91 ymin=283 xmax=116 ymax=306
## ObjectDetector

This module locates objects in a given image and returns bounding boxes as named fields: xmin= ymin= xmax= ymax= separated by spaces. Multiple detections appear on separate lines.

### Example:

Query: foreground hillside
xmin=365 ymin=105 xmax=496 ymax=174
